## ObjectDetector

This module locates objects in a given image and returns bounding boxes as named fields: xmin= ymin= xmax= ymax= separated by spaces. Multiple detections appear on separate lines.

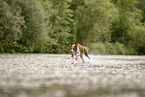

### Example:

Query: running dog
xmin=69 ymin=43 xmax=90 ymax=64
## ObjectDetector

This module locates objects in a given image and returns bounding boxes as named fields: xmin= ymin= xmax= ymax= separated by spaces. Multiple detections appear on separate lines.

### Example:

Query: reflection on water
xmin=0 ymin=54 xmax=145 ymax=97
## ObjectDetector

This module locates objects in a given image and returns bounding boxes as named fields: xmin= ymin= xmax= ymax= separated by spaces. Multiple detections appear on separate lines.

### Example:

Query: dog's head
xmin=69 ymin=43 xmax=78 ymax=54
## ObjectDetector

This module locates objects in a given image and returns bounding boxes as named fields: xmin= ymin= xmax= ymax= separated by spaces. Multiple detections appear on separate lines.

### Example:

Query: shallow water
xmin=0 ymin=54 xmax=145 ymax=97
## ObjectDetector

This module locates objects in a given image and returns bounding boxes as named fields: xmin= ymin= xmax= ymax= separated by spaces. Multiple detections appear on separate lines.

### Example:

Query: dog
xmin=69 ymin=43 xmax=90 ymax=64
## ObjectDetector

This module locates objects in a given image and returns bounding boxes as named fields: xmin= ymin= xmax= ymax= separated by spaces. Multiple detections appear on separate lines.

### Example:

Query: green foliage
xmin=0 ymin=0 xmax=145 ymax=54
xmin=0 ymin=40 xmax=28 ymax=53
xmin=0 ymin=0 xmax=25 ymax=41
xmin=111 ymin=0 xmax=142 ymax=43
xmin=128 ymin=24 xmax=145 ymax=54
xmin=75 ymin=0 xmax=118 ymax=44
xmin=41 ymin=0 xmax=74 ymax=53
xmin=138 ymin=0 xmax=145 ymax=22
xmin=19 ymin=0 xmax=49 ymax=52
xmin=88 ymin=42 xmax=137 ymax=55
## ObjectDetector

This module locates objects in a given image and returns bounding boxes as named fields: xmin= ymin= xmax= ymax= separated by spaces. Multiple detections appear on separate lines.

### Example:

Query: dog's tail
xmin=84 ymin=47 xmax=90 ymax=59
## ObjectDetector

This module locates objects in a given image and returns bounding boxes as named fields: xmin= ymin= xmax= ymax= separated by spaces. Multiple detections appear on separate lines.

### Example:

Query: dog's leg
xmin=84 ymin=48 xmax=90 ymax=59
xmin=71 ymin=54 xmax=75 ymax=64
xmin=75 ymin=54 xmax=80 ymax=61
xmin=80 ymin=54 xmax=84 ymax=63
xmin=71 ymin=57 xmax=75 ymax=64
xmin=75 ymin=48 xmax=80 ymax=61
xmin=87 ymin=55 xmax=90 ymax=59
xmin=75 ymin=56 xmax=78 ymax=61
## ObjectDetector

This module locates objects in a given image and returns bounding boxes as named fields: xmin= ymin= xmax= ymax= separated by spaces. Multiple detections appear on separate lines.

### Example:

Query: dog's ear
xmin=75 ymin=43 xmax=78 ymax=51
xmin=69 ymin=43 xmax=71 ymax=48
xmin=75 ymin=43 xmax=79 ymax=46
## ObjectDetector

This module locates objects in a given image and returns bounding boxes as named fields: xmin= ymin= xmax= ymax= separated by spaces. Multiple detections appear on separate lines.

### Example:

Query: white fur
xmin=71 ymin=46 xmax=81 ymax=64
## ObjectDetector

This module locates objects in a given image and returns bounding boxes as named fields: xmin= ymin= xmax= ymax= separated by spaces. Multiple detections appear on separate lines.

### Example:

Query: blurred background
xmin=0 ymin=0 xmax=145 ymax=54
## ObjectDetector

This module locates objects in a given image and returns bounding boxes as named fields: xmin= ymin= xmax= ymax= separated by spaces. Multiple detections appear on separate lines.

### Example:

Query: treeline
xmin=0 ymin=0 xmax=145 ymax=54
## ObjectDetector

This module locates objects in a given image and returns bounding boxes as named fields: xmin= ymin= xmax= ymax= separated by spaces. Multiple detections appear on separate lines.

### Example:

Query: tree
xmin=128 ymin=23 xmax=145 ymax=54
xmin=111 ymin=0 xmax=142 ymax=43
xmin=74 ymin=0 xmax=118 ymax=44
xmin=0 ymin=0 xmax=25 ymax=41
xmin=137 ymin=0 xmax=145 ymax=22
xmin=41 ymin=0 xmax=74 ymax=53
xmin=19 ymin=0 xmax=49 ymax=52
